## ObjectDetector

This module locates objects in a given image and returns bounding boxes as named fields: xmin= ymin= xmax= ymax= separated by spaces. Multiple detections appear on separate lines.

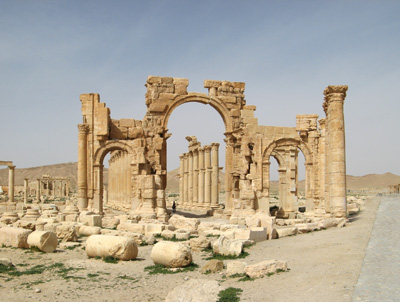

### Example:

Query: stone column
xmin=193 ymin=150 xmax=199 ymax=208
xmin=103 ymin=185 xmax=108 ymax=205
xmin=323 ymin=85 xmax=348 ymax=217
xmin=278 ymin=167 xmax=286 ymax=214
xmin=204 ymin=146 xmax=212 ymax=208
xmin=93 ymin=164 xmax=104 ymax=213
xmin=179 ymin=154 xmax=184 ymax=205
xmin=36 ymin=179 xmax=41 ymax=202
xmin=224 ymin=136 xmax=234 ymax=212
xmin=183 ymin=154 xmax=188 ymax=208
xmin=77 ymin=124 xmax=88 ymax=210
xmin=198 ymin=148 xmax=205 ymax=206
xmin=8 ymin=165 xmax=15 ymax=203
xmin=66 ymin=180 xmax=70 ymax=197
xmin=211 ymin=143 xmax=220 ymax=209
xmin=188 ymin=151 xmax=193 ymax=209
xmin=24 ymin=178 xmax=29 ymax=204
xmin=52 ymin=180 xmax=56 ymax=197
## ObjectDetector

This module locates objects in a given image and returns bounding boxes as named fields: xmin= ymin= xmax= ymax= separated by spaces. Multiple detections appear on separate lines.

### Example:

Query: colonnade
xmin=37 ymin=176 xmax=70 ymax=198
xmin=107 ymin=150 xmax=132 ymax=210
xmin=178 ymin=141 xmax=220 ymax=211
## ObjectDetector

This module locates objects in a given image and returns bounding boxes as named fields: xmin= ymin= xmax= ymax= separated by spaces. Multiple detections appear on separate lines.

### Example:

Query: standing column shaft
xmin=211 ymin=143 xmax=220 ymax=208
xmin=198 ymin=148 xmax=205 ymax=206
xmin=188 ymin=152 xmax=193 ymax=208
xmin=183 ymin=155 xmax=188 ymax=207
xmin=323 ymin=85 xmax=348 ymax=217
xmin=36 ymin=179 xmax=41 ymax=202
xmin=179 ymin=155 xmax=184 ymax=205
xmin=24 ymin=178 xmax=28 ymax=204
xmin=8 ymin=165 xmax=15 ymax=203
xmin=77 ymin=124 xmax=88 ymax=210
xmin=204 ymin=146 xmax=212 ymax=207
xmin=193 ymin=151 xmax=199 ymax=207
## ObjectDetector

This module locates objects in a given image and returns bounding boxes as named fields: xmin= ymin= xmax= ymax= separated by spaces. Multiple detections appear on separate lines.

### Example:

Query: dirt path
xmin=0 ymin=197 xmax=380 ymax=302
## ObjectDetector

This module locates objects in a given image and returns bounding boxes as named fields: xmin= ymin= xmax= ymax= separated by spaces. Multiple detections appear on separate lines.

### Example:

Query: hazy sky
xmin=1 ymin=1 xmax=399 ymax=178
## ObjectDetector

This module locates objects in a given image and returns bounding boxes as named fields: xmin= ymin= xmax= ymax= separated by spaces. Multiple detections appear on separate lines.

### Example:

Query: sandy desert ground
xmin=0 ymin=195 xmax=380 ymax=302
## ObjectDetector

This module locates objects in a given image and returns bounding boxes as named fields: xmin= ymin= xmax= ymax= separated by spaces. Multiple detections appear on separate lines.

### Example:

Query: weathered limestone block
xmin=197 ymin=222 xmax=222 ymax=234
xmin=27 ymin=231 xmax=58 ymax=253
xmin=189 ymin=235 xmax=211 ymax=251
xmin=43 ymin=223 xmax=61 ymax=233
xmin=168 ymin=214 xmax=199 ymax=232
xmin=212 ymin=235 xmax=243 ymax=257
xmin=175 ymin=230 xmax=190 ymax=240
xmin=56 ymin=224 xmax=78 ymax=242
xmin=347 ymin=203 xmax=360 ymax=215
xmin=317 ymin=218 xmax=337 ymax=229
xmin=151 ymin=241 xmax=192 ymax=268
xmin=161 ymin=229 xmax=175 ymax=239
xmin=144 ymin=223 xmax=166 ymax=236
xmin=234 ymin=227 xmax=267 ymax=242
xmin=200 ymin=259 xmax=224 ymax=274
xmin=226 ymin=260 xmax=247 ymax=276
xmin=0 ymin=227 xmax=32 ymax=248
xmin=102 ymin=217 xmax=120 ymax=229
xmin=244 ymin=260 xmax=288 ymax=279
xmin=13 ymin=220 xmax=36 ymax=231
xmin=86 ymin=235 xmax=138 ymax=261
xmin=79 ymin=212 xmax=102 ymax=227
xmin=276 ymin=227 xmax=298 ymax=238
xmin=165 ymin=279 xmax=223 ymax=302
xmin=78 ymin=225 xmax=101 ymax=236
xmin=219 ymin=224 xmax=243 ymax=232
xmin=0 ymin=258 xmax=13 ymax=267
xmin=117 ymin=222 xmax=145 ymax=233
xmin=295 ymin=223 xmax=320 ymax=234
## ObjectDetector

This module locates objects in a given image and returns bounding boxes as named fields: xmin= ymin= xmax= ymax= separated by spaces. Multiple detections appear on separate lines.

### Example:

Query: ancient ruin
xmin=178 ymin=136 xmax=221 ymax=212
xmin=77 ymin=76 xmax=348 ymax=221
xmin=0 ymin=161 xmax=15 ymax=203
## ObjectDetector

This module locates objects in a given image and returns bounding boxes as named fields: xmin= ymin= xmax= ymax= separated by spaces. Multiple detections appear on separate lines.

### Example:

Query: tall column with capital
xmin=204 ymin=146 xmax=212 ymax=208
xmin=211 ymin=143 xmax=220 ymax=208
xmin=323 ymin=85 xmax=348 ymax=217
xmin=77 ymin=124 xmax=88 ymax=210
xmin=8 ymin=165 xmax=15 ymax=203
xmin=198 ymin=148 xmax=205 ymax=206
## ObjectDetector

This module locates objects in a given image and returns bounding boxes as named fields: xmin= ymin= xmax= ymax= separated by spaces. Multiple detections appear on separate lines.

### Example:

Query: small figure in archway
xmin=172 ymin=201 xmax=176 ymax=213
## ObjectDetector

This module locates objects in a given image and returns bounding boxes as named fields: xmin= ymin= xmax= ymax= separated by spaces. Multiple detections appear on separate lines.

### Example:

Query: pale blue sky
xmin=1 ymin=1 xmax=399 ymax=178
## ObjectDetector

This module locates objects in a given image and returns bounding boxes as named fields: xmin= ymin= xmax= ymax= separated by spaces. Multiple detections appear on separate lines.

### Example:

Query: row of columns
xmin=178 ymin=143 xmax=220 ymax=211
xmin=108 ymin=150 xmax=132 ymax=209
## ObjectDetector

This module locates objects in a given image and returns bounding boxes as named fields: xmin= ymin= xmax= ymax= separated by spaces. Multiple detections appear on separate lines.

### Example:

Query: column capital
xmin=323 ymin=85 xmax=348 ymax=105
xmin=8 ymin=165 xmax=16 ymax=170
xmin=204 ymin=145 xmax=212 ymax=152
xmin=78 ymin=123 xmax=89 ymax=133
xmin=211 ymin=143 xmax=220 ymax=149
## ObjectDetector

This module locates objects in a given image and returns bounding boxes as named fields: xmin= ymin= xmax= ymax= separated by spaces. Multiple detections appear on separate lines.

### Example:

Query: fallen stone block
xmin=101 ymin=217 xmax=120 ymax=229
xmin=234 ymin=227 xmax=267 ymax=242
xmin=276 ymin=227 xmax=298 ymax=238
xmin=0 ymin=227 xmax=32 ymax=248
xmin=226 ymin=260 xmax=247 ymax=276
xmin=175 ymin=231 xmax=190 ymax=240
xmin=86 ymin=235 xmax=138 ymax=261
xmin=244 ymin=260 xmax=288 ymax=279
xmin=56 ymin=224 xmax=78 ymax=242
xmin=79 ymin=212 xmax=102 ymax=227
xmin=161 ymin=229 xmax=175 ymax=239
xmin=189 ymin=235 xmax=211 ymax=251
xmin=151 ymin=241 xmax=192 ymax=268
xmin=168 ymin=214 xmax=199 ymax=232
xmin=165 ymin=279 xmax=223 ymax=302
xmin=200 ymin=259 xmax=224 ymax=274
xmin=27 ymin=231 xmax=58 ymax=253
xmin=117 ymin=222 xmax=145 ymax=234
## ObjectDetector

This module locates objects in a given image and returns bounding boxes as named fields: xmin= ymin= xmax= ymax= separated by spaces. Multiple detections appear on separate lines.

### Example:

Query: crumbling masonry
xmin=77 ymin=76 xmax=348 ymax=221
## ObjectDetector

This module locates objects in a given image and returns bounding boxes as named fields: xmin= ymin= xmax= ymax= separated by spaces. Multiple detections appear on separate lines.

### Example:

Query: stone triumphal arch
xmin=77 ymin=76 xmax=348 ymax=221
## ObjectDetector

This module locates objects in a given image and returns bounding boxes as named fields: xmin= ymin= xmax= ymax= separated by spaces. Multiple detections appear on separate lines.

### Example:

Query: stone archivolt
xmin=77 ymin=76 xmax=348 ymax=221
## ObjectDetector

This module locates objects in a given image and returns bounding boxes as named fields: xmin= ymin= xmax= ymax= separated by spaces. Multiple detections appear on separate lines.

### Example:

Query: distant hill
xmin=1 ymin=163 xmax=399 ymax=193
